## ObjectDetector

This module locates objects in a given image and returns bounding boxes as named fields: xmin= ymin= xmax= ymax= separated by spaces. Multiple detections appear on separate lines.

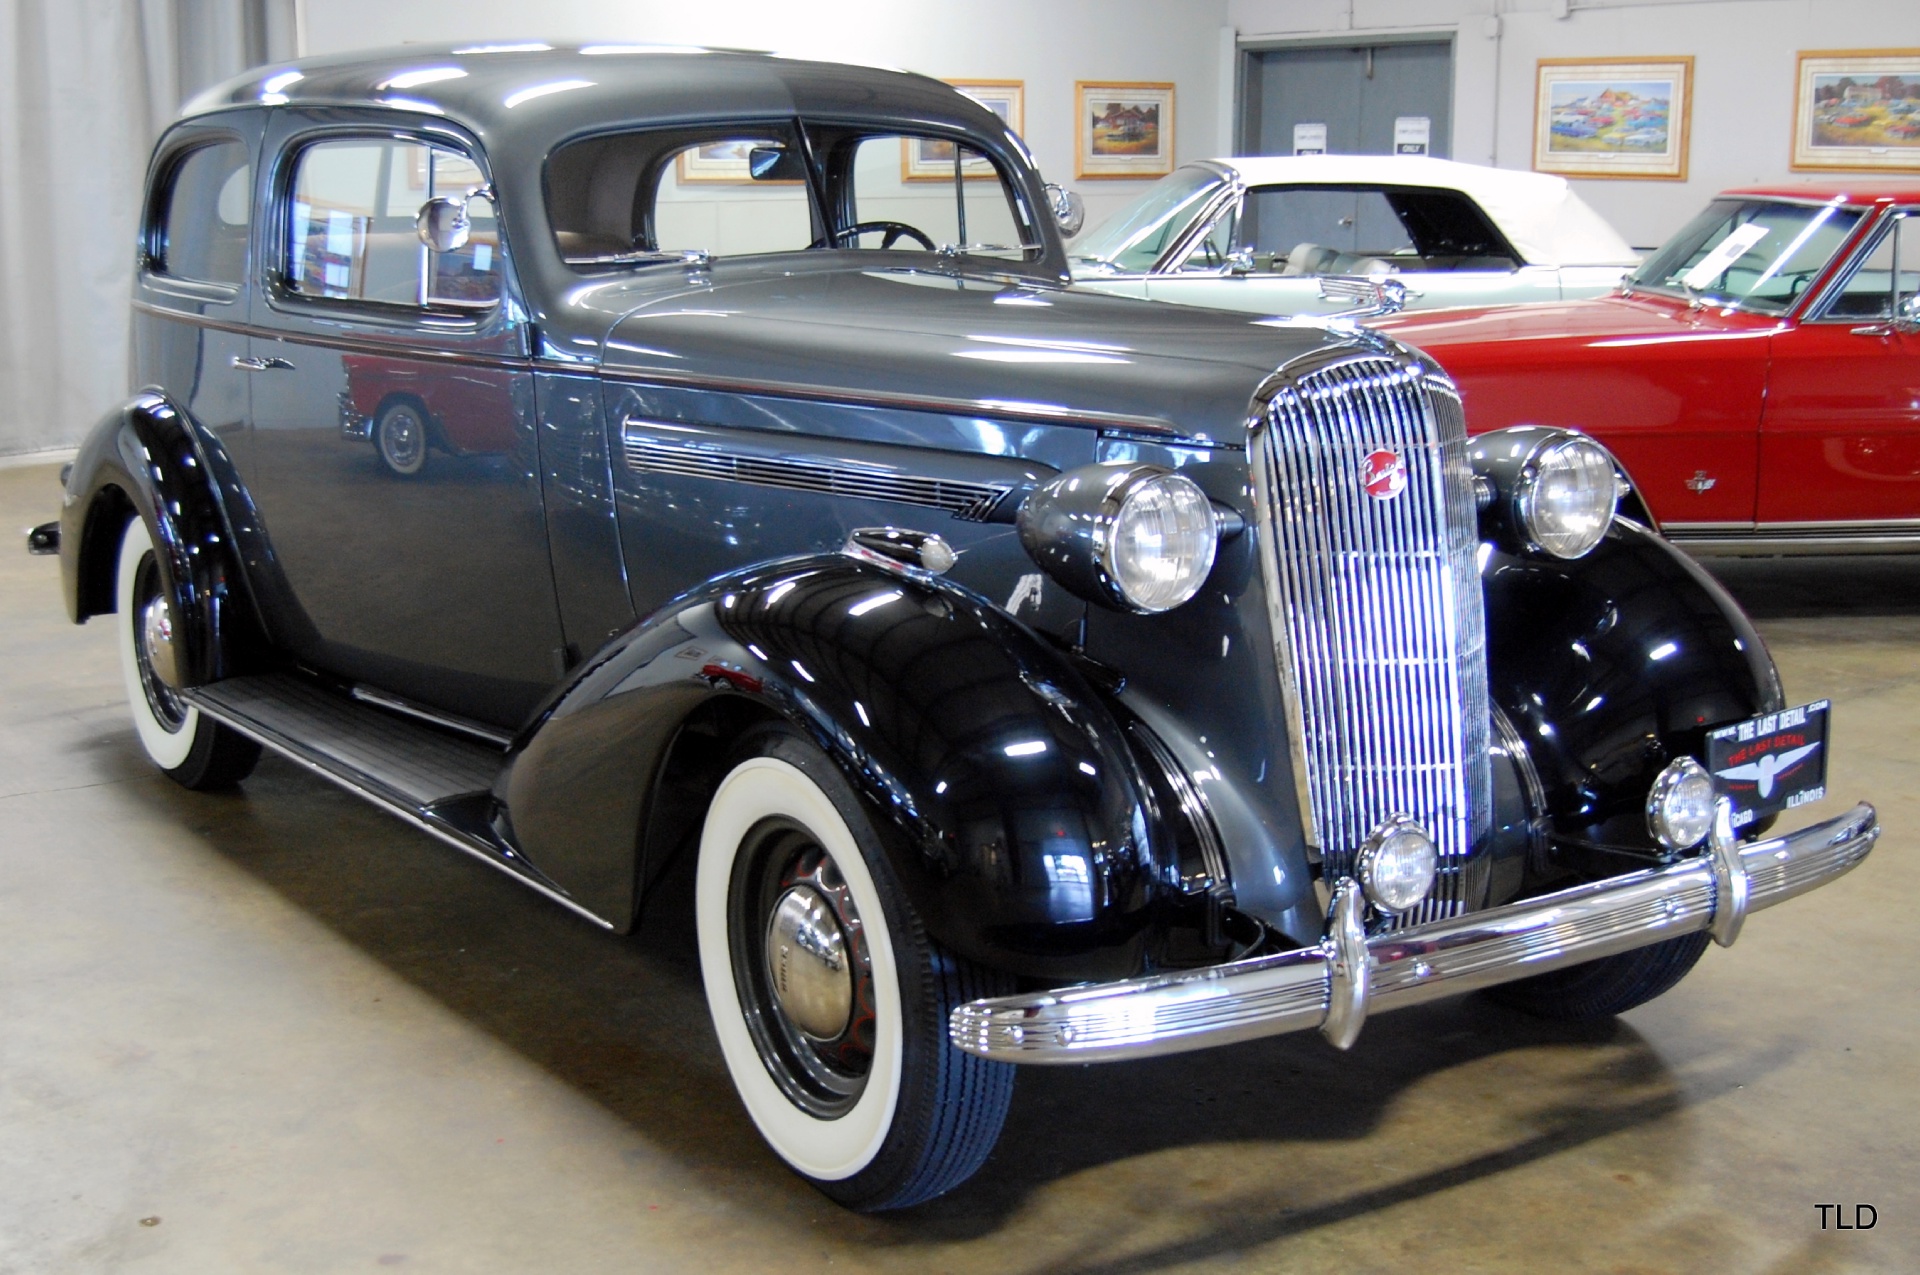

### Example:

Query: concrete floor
xmin=1 ymin=456 xmax=1915 ymax=1274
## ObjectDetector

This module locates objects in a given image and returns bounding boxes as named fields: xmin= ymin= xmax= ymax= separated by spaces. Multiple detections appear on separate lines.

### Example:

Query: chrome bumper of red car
xmin=949 ymin=802 xmax=1878 ymax=1064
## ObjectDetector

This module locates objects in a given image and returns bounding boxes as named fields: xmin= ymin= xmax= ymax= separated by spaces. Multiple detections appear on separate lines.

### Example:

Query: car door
xmin=244 ymin=114 xmax=566 ymax=728
xmin=131 ymin=116 xmax=263 ymax=486
xmin=1144 ymin=184 xmax=1555 ymax=316
xmin=1758 ymin=209 xmax=1920 ymax=529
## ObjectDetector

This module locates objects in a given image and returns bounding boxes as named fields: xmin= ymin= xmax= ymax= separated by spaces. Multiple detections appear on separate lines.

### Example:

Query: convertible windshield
xmin=1628 ymin=199 xmax=1864 ymax=313
xmin=1071 ymin=165 xmax=1226 ymax=273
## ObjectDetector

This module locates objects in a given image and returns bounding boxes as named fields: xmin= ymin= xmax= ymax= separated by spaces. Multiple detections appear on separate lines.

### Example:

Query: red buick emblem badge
xmin=1361 ymin=449 xmax=1406 ymax=501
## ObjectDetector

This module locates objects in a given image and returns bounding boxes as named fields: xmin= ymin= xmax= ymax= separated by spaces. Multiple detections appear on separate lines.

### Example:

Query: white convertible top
xmin=1209 ymin=155 xmax=1640 ymax=268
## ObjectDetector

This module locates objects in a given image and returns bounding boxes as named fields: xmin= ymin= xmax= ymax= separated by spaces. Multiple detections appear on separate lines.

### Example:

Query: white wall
xmin=1229 ymin=0 xmax=1920 ymax=248
xmin=301 ymin=0 xmax=1232 ymax=232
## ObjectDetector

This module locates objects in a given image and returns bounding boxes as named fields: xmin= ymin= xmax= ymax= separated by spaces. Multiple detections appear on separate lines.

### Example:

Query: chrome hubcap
xmin=131 ymin=553 xmax=188 ymax=733
xmin=141 ymin=594 xmax=181 ymax=690
xmin=765 ymin=886 xmax=854 ymax=1040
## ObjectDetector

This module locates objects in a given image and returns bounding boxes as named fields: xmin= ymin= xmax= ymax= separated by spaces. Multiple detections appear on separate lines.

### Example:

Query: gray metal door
xmin=1243 ymin=41 xmax=1454 ymax=160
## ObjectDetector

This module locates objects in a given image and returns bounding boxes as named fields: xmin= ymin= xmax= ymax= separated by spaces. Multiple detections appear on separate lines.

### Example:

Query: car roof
xmin=1204 ymin=154 xmax=1641 ymax=268
xmin=1718 ymin=182 xmax=1920 ymax=205
xmin=183 ymin=42 xmax=1014 ymax=158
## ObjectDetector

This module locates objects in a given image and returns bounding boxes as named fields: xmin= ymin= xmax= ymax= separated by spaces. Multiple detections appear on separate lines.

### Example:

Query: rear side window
xmin=286 ymin=137 xmax=502 ymax=308
xmin=547 ymin=125 xmax=818 ymax=266
xmin=157 ymin=141 xmax=251 ymax=285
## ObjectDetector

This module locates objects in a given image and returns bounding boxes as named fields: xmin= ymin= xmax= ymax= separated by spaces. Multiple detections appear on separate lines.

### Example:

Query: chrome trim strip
xmin=1668 ymin=518 xmax=1920 ymax=557
xmin=1247 ymin=351 xmax=1490 ymax=927
xmin=131 ymin=300 xmax=529 ymax=372
xmin=620 ymin=417 xmax=1010 ymax=520
xmin=950 ymin=802 xmax=1878 ymax=1063
xmin=599 ymin=364 xmax=1192 ymax=439
xmin=350 ymin=684 xmax=515 ymax=747
xmin=185 ymin=690 xmax=616 ymax=931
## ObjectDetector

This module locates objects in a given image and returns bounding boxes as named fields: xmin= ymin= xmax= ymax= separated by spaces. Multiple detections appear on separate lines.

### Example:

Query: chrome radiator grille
xmin=1250 ymin=354 xmax=1491 ymax=926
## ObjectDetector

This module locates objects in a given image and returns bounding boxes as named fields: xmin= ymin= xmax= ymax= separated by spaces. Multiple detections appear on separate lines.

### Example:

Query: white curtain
xmin=0 ymin=0 xmax=296 ymax=457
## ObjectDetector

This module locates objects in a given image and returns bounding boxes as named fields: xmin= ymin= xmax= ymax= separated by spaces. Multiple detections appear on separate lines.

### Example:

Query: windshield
xmin=1628 ymin=199 xmax=1864 ymax=313
xmin=1071 ymin=165 xmax=1227 ymax=273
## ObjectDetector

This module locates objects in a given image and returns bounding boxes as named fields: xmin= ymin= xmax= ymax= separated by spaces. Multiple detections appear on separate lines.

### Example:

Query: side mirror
xmin=415 ymin=196 xmax=471 ymax=253
xmin=1225 ymin=248 xmax=1255 ymax=276
xmin=1896 ymin=292 xmax=1920 ymax=332
xmin=1045 ymin=183 xmax=1085 ymax=238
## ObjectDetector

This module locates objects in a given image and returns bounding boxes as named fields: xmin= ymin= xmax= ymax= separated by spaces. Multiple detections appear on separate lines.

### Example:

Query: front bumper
xmin=950 ymin=802 xmax=1879 ymax=1063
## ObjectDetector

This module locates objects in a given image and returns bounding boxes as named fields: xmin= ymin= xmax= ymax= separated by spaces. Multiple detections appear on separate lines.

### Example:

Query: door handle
xmin=231 ymin=354 xmax=295 ymax=371
xmin=1851 ymin=323 xmax=1894 ymax=337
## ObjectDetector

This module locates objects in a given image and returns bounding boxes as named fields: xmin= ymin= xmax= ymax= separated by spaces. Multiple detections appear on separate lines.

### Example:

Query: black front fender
xmin=501 ymin=554 xmax=1182 ymax=980
xmin=1484 ymin=518 xmax=1783 ymax=857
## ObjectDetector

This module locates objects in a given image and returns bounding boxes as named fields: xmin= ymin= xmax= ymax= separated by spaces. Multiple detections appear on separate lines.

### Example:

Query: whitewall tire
xmin=696 ymin=726 xmax=1013 ymax=1210
xmin=115 ymin=517 xmax=260 ymax=789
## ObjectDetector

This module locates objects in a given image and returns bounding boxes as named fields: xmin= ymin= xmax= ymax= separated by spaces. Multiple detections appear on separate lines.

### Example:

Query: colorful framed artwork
xmin=1075 ymin=81 xmax=1175 ymax=180
xmin=1792 ymin=49 xmax=1920 ymax=172
xmin=1531 ymin=57 xmax=1692 ymax=181
xmin=903 ymin=80 xmax=1025 ymax=181
xmin=674 ymin=139 xmax=797 ymax=185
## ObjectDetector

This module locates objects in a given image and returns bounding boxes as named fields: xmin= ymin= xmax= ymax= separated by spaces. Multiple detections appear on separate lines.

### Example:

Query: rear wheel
xmin=115 ymin=517 xmax=260 ymax=790
xmin=1485 ymin=931 xmax=1710 ymax=1021
xmin=696 ymin=725 xmax=1013 ymax=1210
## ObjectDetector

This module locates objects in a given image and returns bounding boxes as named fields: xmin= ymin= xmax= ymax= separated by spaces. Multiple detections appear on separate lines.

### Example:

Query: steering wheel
xmin=814 ymin=220 xmax=937 ymax=250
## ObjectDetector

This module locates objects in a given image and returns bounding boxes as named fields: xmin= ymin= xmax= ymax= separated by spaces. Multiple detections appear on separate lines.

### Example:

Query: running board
xmin=183 ymin=674 xmax=614 ymax=929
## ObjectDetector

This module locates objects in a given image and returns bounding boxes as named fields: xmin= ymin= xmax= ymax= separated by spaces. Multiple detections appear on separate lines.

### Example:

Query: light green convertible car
xmin=1069 ymin=155 xmax=1639 ymax=316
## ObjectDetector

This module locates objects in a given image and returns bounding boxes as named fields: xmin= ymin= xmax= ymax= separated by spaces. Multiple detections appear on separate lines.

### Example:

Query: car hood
xmin=595 ymin=262 xmax=1384 ymax=446
xmin=1373 ymin=290 xmax=1783 ymax=354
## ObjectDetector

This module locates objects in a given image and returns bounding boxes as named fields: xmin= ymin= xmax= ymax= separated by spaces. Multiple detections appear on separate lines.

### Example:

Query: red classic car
xmin=1375 ymin=183 xmax=1920 ymax=554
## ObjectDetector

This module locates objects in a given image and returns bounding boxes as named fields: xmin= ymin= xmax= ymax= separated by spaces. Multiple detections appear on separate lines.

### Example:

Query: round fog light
xmin=1647 ymin=755 xmax=1716 ymax=852
xmin=1356 ymin=816 xmax=1438 ymax=915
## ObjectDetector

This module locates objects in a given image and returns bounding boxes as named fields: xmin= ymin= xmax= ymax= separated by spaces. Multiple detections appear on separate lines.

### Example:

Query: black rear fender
xmin=60 ymin=391 xmax=267 ymax=684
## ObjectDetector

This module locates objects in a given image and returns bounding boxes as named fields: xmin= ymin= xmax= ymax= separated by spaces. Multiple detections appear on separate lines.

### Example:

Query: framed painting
xmin=1075 ymin=81 xmax=1175 ymax=180
xmin=1792 ymin=49 xmax=1920 ymax=172
xmin=1532 ymin=57 xmax=1691 ymax=180
xmin=903 ymin=80 xmax=1025 ymax=181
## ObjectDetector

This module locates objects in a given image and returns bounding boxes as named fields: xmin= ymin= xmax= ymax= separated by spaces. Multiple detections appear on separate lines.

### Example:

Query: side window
xmin=653 ymin=139 xmax=815 ymax=257
xmin=157 ymin=141 xmax=251 ymax=285
xmin=1820 ymin=216 xmax=1920 ymax=321
xmin=286 ymin=137 xmax=502 ymax=308
xmin=1171 ymin=204 xmax=1238 ymax=273
xmin=846 ymin=136 xmax=1027 ymax=256
xmin=546 ymin=128 xmax=816 ymax=265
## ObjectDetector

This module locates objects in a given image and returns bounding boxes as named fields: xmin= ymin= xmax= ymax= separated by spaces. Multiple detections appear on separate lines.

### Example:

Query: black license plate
xmin=1706 ymin=700 xmax=1830 ymax=831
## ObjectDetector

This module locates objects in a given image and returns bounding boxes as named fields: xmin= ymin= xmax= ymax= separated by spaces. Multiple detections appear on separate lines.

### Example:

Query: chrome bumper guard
xmin=950 ymin=802 xmax=1878 ymax=1064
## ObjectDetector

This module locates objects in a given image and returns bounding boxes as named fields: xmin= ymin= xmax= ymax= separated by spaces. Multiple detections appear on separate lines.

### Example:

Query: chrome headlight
xmin=1647 ymin=756 xmax=1716 ymax=852
xmin=1515 ymin=434 xmax=1619 ymax=559
xmin=1017 ymin=464 xmax=1219 ymax=613
xmin=1355 ymin=815 xmax=1438 ymax=915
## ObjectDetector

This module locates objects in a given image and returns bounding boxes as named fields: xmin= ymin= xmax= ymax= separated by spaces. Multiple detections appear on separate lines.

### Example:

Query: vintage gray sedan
xmin=1070 ymin=155 xmax=1640 ymax=316
xmin=33 ymin=45 xmax=1877 ymax=1210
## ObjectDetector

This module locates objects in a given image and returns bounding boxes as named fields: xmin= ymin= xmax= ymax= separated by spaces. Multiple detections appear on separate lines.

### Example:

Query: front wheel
xmin=1484 ymin=930 xmax=1710 ymax=1020
xmin=115 ymin=517 xmax=261 ymax=790
xmin=696 ymin=726 xmax=1013 ymax=1210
